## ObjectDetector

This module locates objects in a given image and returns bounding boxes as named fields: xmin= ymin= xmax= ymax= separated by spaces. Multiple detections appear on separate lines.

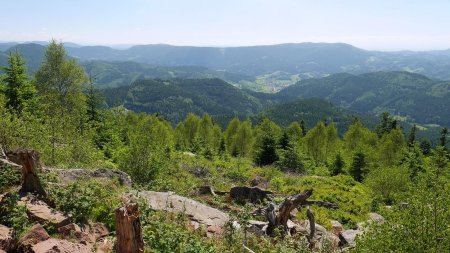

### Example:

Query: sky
xmin=1 ymin=0 xmax=450 ymax=50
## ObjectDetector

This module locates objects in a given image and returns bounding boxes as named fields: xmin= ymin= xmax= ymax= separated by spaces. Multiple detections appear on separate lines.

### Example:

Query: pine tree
xmin=349 ymin=152 xmax=367 ymax=182
xmin=254 ymin=118 xmax=280 ymax=166
xmin=419 ymin=138 xmax=432 ymax=156
xmin=300 ymin=120 xmax=307 ymax=137
xmin=84 ymin=74 xmax=104 ymax=123
xmin=1 ymin=51 xmax=37 ymax=114
xmin=439 ymin=127 xmax=448 ymax=148
xmin=407 ymin=124 xmax=417 ymax=147
xmin=330 ymin=153 xmax=345 ymax=176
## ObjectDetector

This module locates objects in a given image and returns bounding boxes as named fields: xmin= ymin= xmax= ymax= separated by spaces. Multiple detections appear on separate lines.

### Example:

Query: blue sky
xmin=1 ymin=0 xmax=450 ymax=50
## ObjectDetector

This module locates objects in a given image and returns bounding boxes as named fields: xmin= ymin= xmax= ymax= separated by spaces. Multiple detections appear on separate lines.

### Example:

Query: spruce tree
xmin=1 ymin=51 xmax=36 ymax=114
xmin=349 ymin=152 xmax=367 ymax=182
xmin=407 ymin=124 xmax=417 ymax=147
xmin=440 ymin=127 xmax=448 ymax=148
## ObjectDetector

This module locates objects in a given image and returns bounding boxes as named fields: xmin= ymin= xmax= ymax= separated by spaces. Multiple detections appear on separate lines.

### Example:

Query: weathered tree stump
xmin=6 ymin=149 xmax=47 ymax=198
xmin=264 ymin=189 xmax=337 ymax=236
xmin=115 ymin=201 xmax=144 ymax=253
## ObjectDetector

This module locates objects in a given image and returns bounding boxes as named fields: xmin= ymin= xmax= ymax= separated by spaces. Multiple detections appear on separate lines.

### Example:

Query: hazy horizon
xmin=1 ymin=0 xmax=450 ymax=51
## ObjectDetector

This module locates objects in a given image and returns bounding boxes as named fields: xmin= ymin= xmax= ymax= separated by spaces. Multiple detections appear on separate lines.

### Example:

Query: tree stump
xmin=115 ymin=201 xmax=144 ymax=253
xmin=6 ymin=149 xmax=47 ymax=198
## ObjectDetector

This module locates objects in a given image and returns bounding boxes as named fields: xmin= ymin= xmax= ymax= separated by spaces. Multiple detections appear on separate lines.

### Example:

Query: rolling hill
xmin=277 ymin=71 xmax=450 ymax=127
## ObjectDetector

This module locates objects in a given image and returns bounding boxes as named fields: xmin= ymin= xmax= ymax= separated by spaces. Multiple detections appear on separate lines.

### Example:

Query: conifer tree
xmin=407 ymin=124 xmax=417 ymax=147
xmin=349 ymin=152 xmax=367 ymax=182
xmin=1 ymin=51 xmax=37 ymax=114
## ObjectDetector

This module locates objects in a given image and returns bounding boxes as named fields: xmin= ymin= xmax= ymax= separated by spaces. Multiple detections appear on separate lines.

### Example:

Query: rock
xmin=330 ymin=220 xmax=343 ymax=235
xmin=53 ymin=168 xmax=132 ymax=186
xmin=341 ymin=229 xmax=364 ymax=247
xmin=188 ymin=221 xmax=200 ymax=231
xmin=31 ymin=238 xmax=93 ymax=253
xmin=90 ymin=223 xmax=109 ymax=241
xmin=140 ymin=191 xmax=229 ymax=235
xmin=58 ymin=223 xmax=93 ymax=245
xmin=94 ymin=238 xmax=114 ymax=253
xmin=230 ymin=186 xmax=273 ymax=204
xmin=24 ymin=200 xmax=70 ymax=228
xmin=0 ymin=225 xmax=12 ymax=252
xmin=17 ymin=224 xmax=50 ymax=252
xmin=250 ymin=175 xmax=269 ymax=189
xmin=368 ymin=213 xmax=384 ymax=224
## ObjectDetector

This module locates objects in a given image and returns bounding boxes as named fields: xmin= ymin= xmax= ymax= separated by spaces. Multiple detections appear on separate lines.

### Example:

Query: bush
xmin=0 ymin=165 xmax=21 ymax=192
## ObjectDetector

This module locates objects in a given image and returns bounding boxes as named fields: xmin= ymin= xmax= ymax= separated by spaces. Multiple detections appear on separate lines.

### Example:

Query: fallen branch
xmin=242 ymin=244 xmax=256 ymax=253
xmin=307 ymin=207 xmax=315 ymax=250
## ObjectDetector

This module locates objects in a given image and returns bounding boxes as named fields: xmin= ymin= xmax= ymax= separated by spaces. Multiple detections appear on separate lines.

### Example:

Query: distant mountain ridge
xmin=1 ymin=42 xmax=450 ymax=81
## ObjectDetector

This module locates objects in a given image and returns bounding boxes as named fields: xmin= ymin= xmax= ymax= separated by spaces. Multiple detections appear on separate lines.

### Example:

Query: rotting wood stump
xmin=6 ymin=149 xmax=47 ymax=198
xmin=115 ymin=201 xmax=144 ymax=253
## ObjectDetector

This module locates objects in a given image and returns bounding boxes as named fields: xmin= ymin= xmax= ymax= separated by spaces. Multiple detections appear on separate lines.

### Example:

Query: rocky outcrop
xmin=20 ymin=198 xmax=70 ymax=228
xmin=31 ymin=238 xmax=93 ymax=253
xmin=0 ymin=225 xmax=12 ymax=252
xmin=58 ymin=223 xmax=93 ymax=245
xmin=53 ymin=168 xmax=132 ymax=186
xmin=17 ymin=224 xmax=51 ymax=252
xmin=139 ymin=191 xmax=229 ymax=234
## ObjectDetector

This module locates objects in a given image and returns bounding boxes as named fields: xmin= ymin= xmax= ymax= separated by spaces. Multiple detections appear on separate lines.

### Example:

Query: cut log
xmin=6 ymin=149 xmax=47 ymax=198
xmin=115 ymin=201 xmax=144 ymax=253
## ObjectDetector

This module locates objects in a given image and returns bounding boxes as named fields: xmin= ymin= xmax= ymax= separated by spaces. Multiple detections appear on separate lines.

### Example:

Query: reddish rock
xmin=91 ymin=223 xmax=109 ymax=241
xmin=58 ymin=223 xmax=93 ymax=245
xmin=0 ymin=225 xmax=13 ymax=252
xmin=24 ymin=201 xmax=70 ymax=228
xmin=94 ymin=238 xmax=114 ymax=253
xmin=17 ymin=224 xmax=50 ymax=252
xmin=31 ymin=238 xmax=92 ymax=253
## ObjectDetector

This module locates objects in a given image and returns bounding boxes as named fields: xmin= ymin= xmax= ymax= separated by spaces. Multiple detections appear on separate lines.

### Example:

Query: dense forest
xmin=0 ymin=41 xmax=449 ymax=252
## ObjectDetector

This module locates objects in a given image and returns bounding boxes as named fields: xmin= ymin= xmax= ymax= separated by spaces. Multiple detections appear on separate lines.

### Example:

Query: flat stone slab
xmin=139 ymin=191 xmax=229 ymax=229
xmin=32 ymin=238 xmax=92 ymax=253
xmin=24 ymin=201 xmax=71 ymax=228
xmin=53 ymin=168 xmax=132 ymax=186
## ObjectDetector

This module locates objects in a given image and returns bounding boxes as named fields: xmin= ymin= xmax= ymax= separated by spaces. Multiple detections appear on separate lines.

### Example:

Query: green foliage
xmin=0 ymin=193 xmax=31 ymax=237
xmin=0 ymin=164 xmax=21 ymax=192
xmin=47 ymin=179 xmax=122 ymax=229
xmin=356 ymin=148 xmax=450 ymax=252
xmin=253 ymin=118 xmax=281 ymax=166
xmin=118 ymin=114 xmax=173 ymax=185
xmin=330 ymin=153 xmax=345 ymax=176
xmin=349 ymin=152 xmax=367 ymax=182
xmin=365 ymin=166 xmax=410 ymax=204
xmin=35 ymin=39 xmax=87 ymax=116
xmin=1 ymin=50 xmax=37 ymax=114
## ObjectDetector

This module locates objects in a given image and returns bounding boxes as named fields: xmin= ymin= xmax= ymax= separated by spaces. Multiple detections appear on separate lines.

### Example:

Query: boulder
xmin=368 ymin=213 xmax=385 ymax=224
xmin=0 ymin=225 xmax=12 ymax=252
xmin=17 ymin=224 xmax=50 ymax=252
xmin=250 ymin=175 xmax=269 ymax=189
xmin=53 ymin=168 xmax=132 ymax=186
xmin=330 ymin=220 xmax=343 ymax=235
xmin=58 ymin=223 xmax=93 ymax=245
xmin=139 ymin=191 xmax=229 ymax=235
xmin=31 ymin=238 xmax=92 ymax=253
xmin=90 ymin=223 xmax=109 ymax=241
xmin=23 ymin=200 xmax=70 ymax=228
xmin=341 ymin=229 xmax=364 ymax=247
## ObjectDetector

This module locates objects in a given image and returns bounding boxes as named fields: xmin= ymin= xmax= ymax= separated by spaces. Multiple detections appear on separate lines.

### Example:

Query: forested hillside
xmin=0 ymin=41 xmax=449 ymax=252
xmin=278 ymin=71 xmax=450 ymax=127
